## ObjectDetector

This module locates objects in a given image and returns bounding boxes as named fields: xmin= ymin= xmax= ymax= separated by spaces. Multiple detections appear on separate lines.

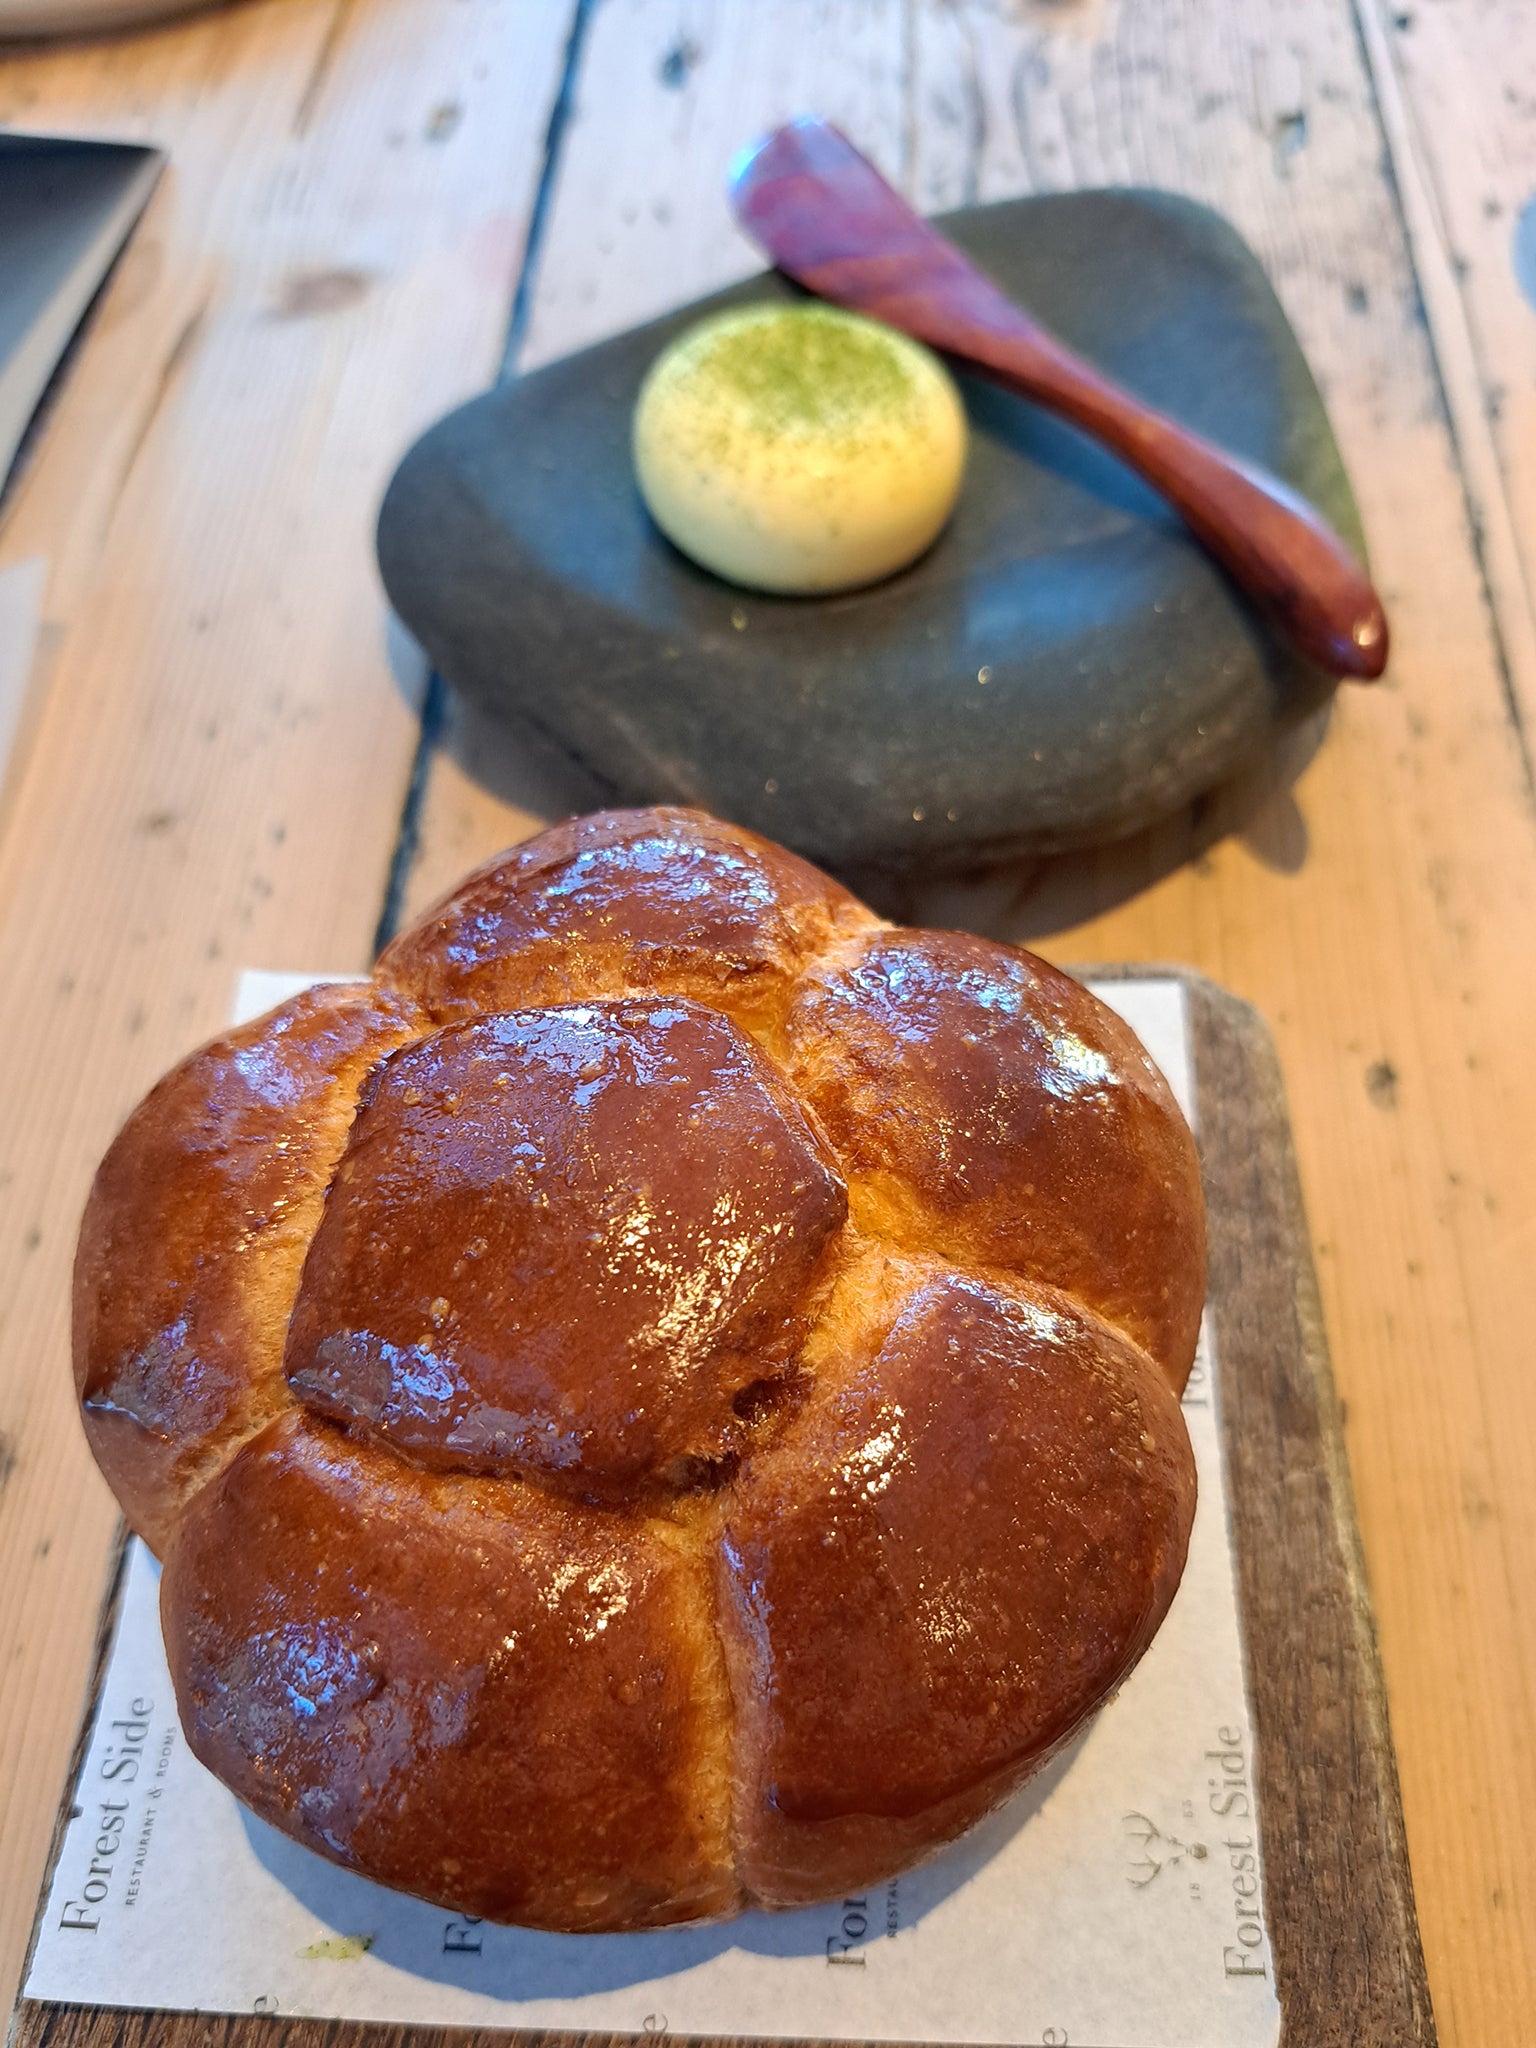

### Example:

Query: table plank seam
xmin=373 ymin=0 xmax=596 ymax=955
xmin=1351 ymin=0 xmax=1536 ymax=796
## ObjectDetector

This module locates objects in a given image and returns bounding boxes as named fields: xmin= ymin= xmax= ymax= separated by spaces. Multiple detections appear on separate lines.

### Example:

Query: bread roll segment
xmin=283 ymin=998 xmax=847 ymax=1497
xmin=74 ymin=805 xmax=1206 ymax=1930
xmin=376 ymin=804 xmax=879 ymax=1040
xmin=73 ymin=983 xmax=423 ymax=1555
xmin=719 ymin=1267 xmax=1196 ymax=1906
xmin=782 ymin=927 xmax=1206 ymax=1385
xmin=161 ymin=1410 xmax=742 ymax=1931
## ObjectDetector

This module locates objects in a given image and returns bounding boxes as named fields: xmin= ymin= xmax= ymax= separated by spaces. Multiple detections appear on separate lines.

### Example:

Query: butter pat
xmin=633 ymin=303 xmax=967 ymax=594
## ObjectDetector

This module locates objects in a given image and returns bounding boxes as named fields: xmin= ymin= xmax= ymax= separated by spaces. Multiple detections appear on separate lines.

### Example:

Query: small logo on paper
xmin=1122 ymin=1811 xmax=1209 ymax=1889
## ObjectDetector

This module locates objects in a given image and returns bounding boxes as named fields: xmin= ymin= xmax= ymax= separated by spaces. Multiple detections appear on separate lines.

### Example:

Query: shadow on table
xmin=410 ymin=666 xmax=1324 ymax=950
xmin=240 ymin=1733 xmax=1085 ymax=1999
xmin=863 ymin=704 xmax=1325 ymax=944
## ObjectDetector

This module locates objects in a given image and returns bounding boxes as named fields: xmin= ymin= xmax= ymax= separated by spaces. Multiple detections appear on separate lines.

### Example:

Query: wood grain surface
xmin=1352 ymin=0 xmax=1536 ymax=741
xmin=0 ymin=0 xmax=574 ymax=2010
xmin=0 ymin=2 xmax=1532 ymax=2043
xmin=9 ymin=975 xmax=1436 ymax=2048
xmin=395 ymin=12 xmax=1536 ymax=2042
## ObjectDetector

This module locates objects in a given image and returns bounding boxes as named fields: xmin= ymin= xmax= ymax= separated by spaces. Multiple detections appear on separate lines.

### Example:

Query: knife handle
xmin=733 ymin=119 xmax=1388 ymax=680
xmin=956 ymin=312 xmax=1388 ymax=680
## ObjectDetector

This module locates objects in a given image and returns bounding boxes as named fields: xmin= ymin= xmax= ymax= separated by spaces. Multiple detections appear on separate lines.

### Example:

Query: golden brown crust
xmin=375 ymin=804 xmax=879 ymax=1043
xmin=717 ymin=1269 xmax=1195 ymax=1905
xmin=782 ymin=928 xmax=1206 ymax=1386
xmin=284 ymin=999 xmax=847 ymax=1499
xmin=74 ymin=806 xmax=1206 ymax=1930
xmin=72 ymin=983 xmax=423 ymax=1554
xmin=161 ymin=1412 xmax=741 ymax=1931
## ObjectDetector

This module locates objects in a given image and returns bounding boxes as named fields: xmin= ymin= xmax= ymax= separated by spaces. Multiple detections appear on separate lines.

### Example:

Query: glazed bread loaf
xmin=74 ymin=807 xmax=1204 ymax=1932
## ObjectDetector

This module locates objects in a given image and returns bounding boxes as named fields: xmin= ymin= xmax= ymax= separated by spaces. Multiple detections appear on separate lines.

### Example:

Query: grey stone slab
xmin=377 ymin=189 xmax=1362 ymax=875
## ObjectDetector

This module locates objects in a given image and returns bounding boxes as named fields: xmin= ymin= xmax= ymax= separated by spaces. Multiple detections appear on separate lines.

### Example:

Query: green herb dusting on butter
xmin=684 ymin=306 xmax=926 ymax=444
xmin=633 ymin=296 xmax=966 ymax=592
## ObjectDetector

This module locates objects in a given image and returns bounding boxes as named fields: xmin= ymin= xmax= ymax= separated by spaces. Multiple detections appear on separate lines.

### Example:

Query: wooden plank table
xmin=1 ymin=2 xmax=1533 ymax=2043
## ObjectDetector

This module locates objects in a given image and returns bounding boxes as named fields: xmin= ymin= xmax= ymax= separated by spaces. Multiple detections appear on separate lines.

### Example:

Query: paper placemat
xmin=26 ymin=976 xmax=1280 ymax=2048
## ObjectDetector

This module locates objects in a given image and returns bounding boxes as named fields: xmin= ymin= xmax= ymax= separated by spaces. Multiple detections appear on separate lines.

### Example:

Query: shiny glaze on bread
xmin=74 ymin=806 xmax=1203 ymax=1930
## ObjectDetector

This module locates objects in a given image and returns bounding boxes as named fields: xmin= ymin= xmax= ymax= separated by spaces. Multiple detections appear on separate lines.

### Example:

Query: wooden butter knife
xmin=731 ymin=116 xmax=1387 ymax=681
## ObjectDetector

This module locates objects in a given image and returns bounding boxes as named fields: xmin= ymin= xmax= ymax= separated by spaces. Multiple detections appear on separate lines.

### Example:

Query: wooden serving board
xmin=8 ymin=972 xmax=1435 ymax=2048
